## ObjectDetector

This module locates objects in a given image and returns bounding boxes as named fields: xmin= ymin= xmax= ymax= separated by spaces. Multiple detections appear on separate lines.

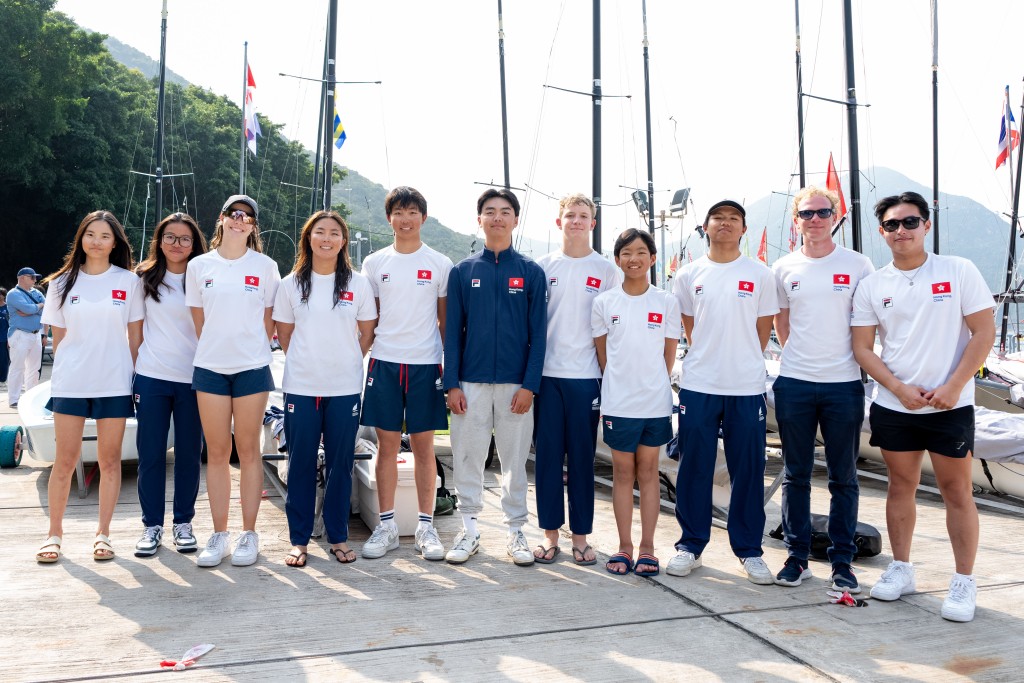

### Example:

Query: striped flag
xmin=826 ymin=153 xmax=848 ymax=217
xmin=996 ymin=85 xmax=1020 ymax=169
xmin=244 ymin=65 xmax=261 ymax=156
xmin=333 ymin=106 xmax=347 ymax=150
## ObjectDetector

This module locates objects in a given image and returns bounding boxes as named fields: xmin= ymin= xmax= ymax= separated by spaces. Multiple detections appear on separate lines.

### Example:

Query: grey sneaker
xmin=445 ymin=530 xmax=480 ymax=564
xmin=666 ymin=550 xmax=701 ymax=577
xmin=506 ymin=530 xmax=534 ymax=566
xmin=172 ymin=523 xmax=198 ymax=553
xmin=134 ymin=525 xmax=163 ymax=557
xmin=197 ymin=531 xmax=231 ymax=567
xmin=870 ymin=561 xmax=916 ymax=601
xmin=230 ymin=530 xmax=260 ymax=566
xmin=414 ymin=525 xmax=445 ymax=561
xmin=741 ymin=557 xmax=775 ymax=585
xmin=941 ymin=575 xmax=977 ymax=623
xmin=362 ymin=522 xmax=400 ymax=559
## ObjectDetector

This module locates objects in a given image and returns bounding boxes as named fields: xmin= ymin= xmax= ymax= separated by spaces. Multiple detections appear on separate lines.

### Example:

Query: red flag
xmin=826 ymin=153 xmax=848 ymax=217
xmin=997 ymin=85 xmax=1020 ymax=169
xmin=245 ymin=65 xmax=261 ymax=155
xmin=648 ymin=312 xmax=663 ymax=324
xmin=931 ymin=281 xmax=952 ymax=294
xmin=738 ymin=281 xmax=755 ymax=293
xmin=417 ymin=270 xmax=432 ymax=280
xmin=112 ymin=290 xmax=126 ymax=300
xmin=245 ymin=275 xmax=260 ymax=286
xmin=341 ymin=291 xmax=354 ymax=301
xmin=833 ymin=274 xmax=850 ymax=285
xmin=586 ymin=276 xmax=602 ymax=287
xmin=508 ymin=277 xmax=523 ymax=289
xmin=757 ymin=227 xmax=768 ymax=263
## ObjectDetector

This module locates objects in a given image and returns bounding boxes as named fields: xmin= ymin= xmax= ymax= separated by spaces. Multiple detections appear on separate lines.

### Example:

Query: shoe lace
xmin=419 ymin=526 xmax=441 ymax=547
xmin=205 ymin=533 xmax=225 ymax=550
xmin=237 ymin=532 xmax=253 ymax=549
xmin=745 ymin=557 xmax=768 ymax=572
xmin=141 ymin=526 xmax=161 ymax=543
xmin=509 ymin=531 xmax=528 ymax=552
xmin=881 ymin=563 xmax=907 ymax=583
xmin=948 ymin=578 xmax=971 ymax=601
xmin=454 ymin=533 xmax=474 ymax=551
xmin=784 ymin=557 xmax=804 ymax=571
xmin=368 ymin=524 xmax=392 ymax=545
xmin=174 ymin=523 xmax=193 ymax=538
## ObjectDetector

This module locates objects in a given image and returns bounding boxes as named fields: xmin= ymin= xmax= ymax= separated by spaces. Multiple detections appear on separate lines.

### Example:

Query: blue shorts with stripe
xmin=359 ymin=359 xmax=448 ymax=434
xmin=601 ymin=414 xmax=672 ymax=453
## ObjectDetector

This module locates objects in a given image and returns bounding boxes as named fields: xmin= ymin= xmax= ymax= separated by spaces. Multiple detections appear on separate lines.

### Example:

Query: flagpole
xmin=322 ymin=0 xmax=338 ymax=211
xmin=842 ymin=0 xmax=863 ymax=254
xmin=239 ymin=42 xmax=247 ymax=195
xmin=999 ymin=84 xmax=1024 ymax=353
xmin=930 ymin=0 xmax=939 ymax=253
xmin=794 ymin=0 xmax=806 ymax=188
xmin=155 ymin=0 xmax=168 ymax=222
xmin=592 ymin=0 xmax=602 ymax=253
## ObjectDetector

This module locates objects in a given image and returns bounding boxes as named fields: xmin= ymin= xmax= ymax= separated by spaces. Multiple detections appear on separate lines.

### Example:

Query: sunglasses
xmin=796 ymin=208 xmax=835 ymax=220
xmin=880 ymin=216 xmax=924 ymax=232
xmin=225 ymin=209 xmax=255 ymax=223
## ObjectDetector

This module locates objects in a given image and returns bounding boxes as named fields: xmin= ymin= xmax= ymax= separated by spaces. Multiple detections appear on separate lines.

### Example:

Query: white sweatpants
xmin=7 ymin=329 xmax=42 ymax=404
xmin=451 ymin=382 xmax=533 ymax=528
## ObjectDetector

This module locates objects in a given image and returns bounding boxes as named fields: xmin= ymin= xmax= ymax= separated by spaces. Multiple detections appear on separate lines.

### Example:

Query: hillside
xmin=103 ymin=35 xmax=189 ymax=88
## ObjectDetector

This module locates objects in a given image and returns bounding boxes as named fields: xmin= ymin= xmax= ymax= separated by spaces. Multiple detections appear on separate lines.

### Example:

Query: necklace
xmin=894 ymin=263 xmax=924 ymax=286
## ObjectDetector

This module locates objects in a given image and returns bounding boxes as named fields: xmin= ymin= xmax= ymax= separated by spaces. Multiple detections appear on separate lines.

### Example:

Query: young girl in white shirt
xmin=37 ymin=211 xmax=144 ymax=563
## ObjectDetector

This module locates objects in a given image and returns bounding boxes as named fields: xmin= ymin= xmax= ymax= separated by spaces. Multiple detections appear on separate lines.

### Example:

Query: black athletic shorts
xmin=868 ymin=403 xmax=974 ymax=458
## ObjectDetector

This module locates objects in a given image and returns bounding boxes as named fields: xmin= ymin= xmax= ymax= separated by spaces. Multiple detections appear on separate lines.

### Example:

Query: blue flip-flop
xmin=634 ymin=553 xmax=660 ymax=577
xmin=605 ymin=552 xmax=633 ymax=575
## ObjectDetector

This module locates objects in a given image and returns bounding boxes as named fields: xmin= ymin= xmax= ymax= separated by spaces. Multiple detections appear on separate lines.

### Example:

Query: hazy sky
xmin=55 ymin=0 xmax=1024 ymax=256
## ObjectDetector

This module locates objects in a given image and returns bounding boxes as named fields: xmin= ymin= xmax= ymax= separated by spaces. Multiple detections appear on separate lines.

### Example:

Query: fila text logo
xmin=694 ymin=285 xmax=703 ymax=296
xmin=549 ymin=277 xmax=558 ymax=287
xmin=417 ymin=269 xmax=432 ymax=280
xmin=471 ymin=278 xmax=481 ymax=288
xmin=381 ymin=273 xmax=391 ymax=283
xmin=611 ymin=314 xmax=621 ymax=325
xmin=70 ymin=295 xmax=80 ymax=304
xmin=790 ymin=281 xmax=801 ymax=291
xmin=204 ymin=279 xmax=213 ymax=288
xmin=883 ymin=297 xmax=893 ymax=308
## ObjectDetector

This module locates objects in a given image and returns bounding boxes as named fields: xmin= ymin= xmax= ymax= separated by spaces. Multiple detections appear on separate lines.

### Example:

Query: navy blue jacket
xmin=443 ymin=246 xmax=547 ymax=393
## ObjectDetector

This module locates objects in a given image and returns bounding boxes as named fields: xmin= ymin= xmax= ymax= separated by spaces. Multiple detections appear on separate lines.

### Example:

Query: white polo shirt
xmin=185 ymin=249 xmax=280 ymax=374
xmin=536 ymin=250 xmax=621 ymax=379
xmin=673 ymin=255 xmax=780 ymax=396
xmin=273 ymin=271 xmax=377 ymax=396
xmin=852 ymin=253 xmax=993 ymax=413
xmin=361 ymin=244 xmax=452 ymax=365
xmin=135 ymin=271 xmax=199 ymax=384
xmin=773 ymin=246 xmax=875 ymax=383
xmin=592 ymin=285 xmax=680 ymax=418
xmin=41 ymin=266 xmax=145 ymax=398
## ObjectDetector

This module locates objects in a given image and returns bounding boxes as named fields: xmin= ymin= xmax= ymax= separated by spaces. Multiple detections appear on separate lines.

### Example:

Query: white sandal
xmin=93 ymin=534 xmax=115 ymax=561
xmin=36 ymin=536 xmax=62 ymax=563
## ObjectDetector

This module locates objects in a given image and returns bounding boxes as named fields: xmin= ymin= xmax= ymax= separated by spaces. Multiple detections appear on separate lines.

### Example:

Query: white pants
xmin=451 ymin=382 xmax=533 ymax=528
xmin=7 ymin=329 xmax=42 ymax=404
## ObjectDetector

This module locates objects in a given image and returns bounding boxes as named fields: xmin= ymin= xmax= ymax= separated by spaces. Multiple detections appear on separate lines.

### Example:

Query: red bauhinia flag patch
xmin=112 ymin=290 xmax=126 ymax=300
xmin=586 ymin=276 xmax=602 ymax=287
xmin=341 ymin=291 xmax=354 ymax=301
xmin=245 ymin=276 xmax=260 ymax=286
xmin=417 ymin=270 xmax=432 ymax=280
xmin=509 ymin=277 xmax=523 ymax=288
xmin=738 ymin=281 xmax=754 ymax=292
xmin=834 ymin=274 xmax=850 ymax=285
xmin=932 ymin=281 xmax=952 ymax=294
xmin=648 ymin=312 xmax=663 ymax=324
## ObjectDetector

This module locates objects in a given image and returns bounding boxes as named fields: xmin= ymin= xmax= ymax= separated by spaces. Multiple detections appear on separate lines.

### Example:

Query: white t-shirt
xmin=361 ymin=244 xmax=452 ymax=364
xmin=673 ymin=255 xmax=780 ymax=396
xmin=185 ymin=249 xmax=280 ymax=374
xmin=135 ymin=271 xmax=199 ymax=384
xmin=536 ymin=250 xmax=621 ymax=379
xmin=852 ymin=253 xmax=993 ymax=413
xmin=592 ymin=285 xmax=680 ymax=418
xmin=41 ymin=266 xmax=145 ymax=398
xmin=773 ymin=246 xmax=875 ymax=383
xmin=273 ymin=271 xmax=377 ymax=396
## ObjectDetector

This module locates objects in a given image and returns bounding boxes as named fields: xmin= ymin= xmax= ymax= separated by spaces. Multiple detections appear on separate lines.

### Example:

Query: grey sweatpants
xmin=451 ymin=382 xmax=533 ymax=528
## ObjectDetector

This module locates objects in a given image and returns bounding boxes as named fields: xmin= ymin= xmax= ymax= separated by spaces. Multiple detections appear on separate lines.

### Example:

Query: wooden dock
xmin=2 ymin=363 xmax=1023 ymax=682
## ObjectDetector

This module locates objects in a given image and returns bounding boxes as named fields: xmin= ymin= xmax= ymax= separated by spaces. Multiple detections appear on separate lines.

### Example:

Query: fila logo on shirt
xmin=694 ymin=285 xmax=703 ymax=296
xmin=789 ymin=281 xmax=800 ymax=291
xmin=882 ymin=297 xmax=894 ymax=309
xmin=508 ymin=277 xmax=524 ymax=294
xmin=647 ymin=312 xmax=663 ymax=329
xmin=134 ymin=394 xmax=141 ymax=404
xmin=204 ymin=279 xmax=214 ymax=288
xmin=287 ymin=403 xmax=295 ymax=413
xmin=549 ymin=276 xmax=558 ymax=287
xmin=416 ymin=269 xmax=432 ymax=285
xmin=931 ymin=281 xmax=953 ymax=302
xmin=471 ymin=278 xmax=481 ymax=288
xmin=833 ymin=273 xmax=851 ymax=291
xmin=737 ymin=280 xmax=754 ymax=298
xmin=244 ymin=275 xmax=260 ymax=292
xmin=679 ymin=405 xmax=686 ymax=415
xmin=604 ymin=419 xmax=614 ymax=430
xmin=585 ymin=276 xmax=602 ymax=293
xmin=366 ymin=377 xmax=374 ymax=386
xmin=112 ymin=289 xmax=127 ymax=305
xmin=381 ymin=273 xmax=391 ymax=283
xmin=70 ymin=295 xmax=80 ymax=305
xmin=611 ymin=314 xmax=621 ymax=325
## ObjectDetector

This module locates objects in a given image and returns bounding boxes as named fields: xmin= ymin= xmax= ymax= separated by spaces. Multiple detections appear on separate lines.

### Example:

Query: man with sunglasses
xmin=771 ymin=187 xmax=874 ymax=592
xmin=852 ymin=191 xmax=994 ymax=622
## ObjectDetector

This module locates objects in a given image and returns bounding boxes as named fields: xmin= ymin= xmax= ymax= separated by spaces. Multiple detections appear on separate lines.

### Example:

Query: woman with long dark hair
xmin=273 ymin=211 xmax=375 ymax=566
xmin=132 ymin=213 xmax=209 ymax=557
xmin=186 ymin=195 xmax=280 ymax=568
xmin=36 ymin=211 xmax=144 ymax=563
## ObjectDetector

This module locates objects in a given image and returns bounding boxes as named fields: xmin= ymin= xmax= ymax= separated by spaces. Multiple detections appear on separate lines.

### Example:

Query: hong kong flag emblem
xmin=341 ymin=291 xmax=354 ymax=301
xmin=932 ymin=281 xmax=951 ymax=294
xmin=245 ymin=275 xmax=260 ymax=286
xmin=417 ymin=270 xmax=432 ymax=280
xmin=738 ymin=281 xmax=754 ymax=292
xmin=112 ymin=289 xmax=126 ymax=300
xmin=508 ymin=277 xmax=523 ymax=289
xmin=833 ymin=274 xmax=850 ymax=285
xmin=648 ymin=312 xmax=663 ymax=324
xmin=586 ymin=276 xmax=602 ymax=288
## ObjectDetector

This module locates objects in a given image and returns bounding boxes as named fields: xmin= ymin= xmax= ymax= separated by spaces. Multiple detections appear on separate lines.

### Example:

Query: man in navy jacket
xmin=443 ymin=188 xmax=547 ymax=565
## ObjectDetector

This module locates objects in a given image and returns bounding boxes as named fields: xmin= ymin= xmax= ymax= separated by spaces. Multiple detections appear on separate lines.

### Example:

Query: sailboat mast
xmin=999 ymin=85 xmax=1024 ymax=353
xmin=794 ymin=0 xmax=806 ymax=188
xmin=239 ymin=42 xmax=248 ymax=195
xmin=322 ymin=0 xmax=338 ymax=211
xmin=592 ymin=0 xmax=602 ymax=252
xmin=497 ymin=0 xmax=511 ymax=189
xmin=931 ymin=0 xmax=939 ymax=253
xmin=841 ymin=0 xmax=862 ymax=253
xmin=310 ymin=37 xmax=329 ymax=214
xmin=155 ymin=0 xmax=168 ymax=221
xmin=641 ymin=0 xmax=656 ymax=283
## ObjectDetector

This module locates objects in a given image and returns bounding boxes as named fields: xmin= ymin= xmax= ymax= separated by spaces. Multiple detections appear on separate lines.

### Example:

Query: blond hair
xmin=558 ymin=193 xmax=597 ymax=219
xmin=792 ymin=186 xmax=839 ymax=219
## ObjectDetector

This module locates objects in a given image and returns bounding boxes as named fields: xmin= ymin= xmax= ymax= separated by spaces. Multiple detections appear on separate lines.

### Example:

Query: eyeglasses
xmin=796 ymin=208 xmax=835 ymax=220
xmin=880 ymin=216 xmax=924 ymax=232
xmin=225 ymin=209 xmax=255 ymax=223
xmin=161 ymin=233 xmax=194 ymax=247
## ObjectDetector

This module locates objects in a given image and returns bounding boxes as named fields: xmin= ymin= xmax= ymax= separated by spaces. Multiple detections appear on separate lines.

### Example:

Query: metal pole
xmin=1000 ymin=84 xmax=1024 ymax=353
xmin=931 ymin=0 xmax=940 ymax=253
xmin=497 ymin=0 xmax=511 ymax=189
xmin=841 ymin=0 xmax=862 ymax=253
xmin=310 ymin=36 xmax=329 ymax=214
xmin=795 ymin=0 xmax=806 ymax=188
xmin=322 ymin=0 xmax=338 ymax=211
xmin=155 ymin=0 xmax=168 ymax=221
xmin=239 ymin=42 xmax=247 ymax=195
xmin=642 ymin=0 xmax=656 ymax=283
xmin=592 ymin=0 xmax=602 ymax=252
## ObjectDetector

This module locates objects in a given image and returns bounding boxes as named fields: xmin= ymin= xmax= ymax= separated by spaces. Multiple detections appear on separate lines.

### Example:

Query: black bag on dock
xmin=769 ymin=513 xmax=882 ymax=559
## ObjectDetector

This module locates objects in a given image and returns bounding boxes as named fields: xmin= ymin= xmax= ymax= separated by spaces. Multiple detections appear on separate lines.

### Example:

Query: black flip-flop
xmin=285 ymin=551 xmax=307 ymax=568
xmin=534 ymin=545 xmax=561 ymax=564
xmin=330 ymin=547 xmax=357 ymax=564
xmin=572 ymin=545 xmax=597 ymax=566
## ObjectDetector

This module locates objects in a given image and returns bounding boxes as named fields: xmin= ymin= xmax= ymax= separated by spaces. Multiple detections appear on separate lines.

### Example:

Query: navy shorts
xmin=868 ymin=403 xmax=974 ymax=458
xmin=601 ymin=415 xmax=672 ymax=453
xmin=46 ymin=395 xmax=135 ymax=419
xmin=192 ymin=365 xmax=275 ymax=398
xmin=360 ymin=359 xmax=448 ymax=433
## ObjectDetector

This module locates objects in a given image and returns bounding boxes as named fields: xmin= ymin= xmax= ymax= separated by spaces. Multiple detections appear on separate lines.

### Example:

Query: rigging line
xmin=176 ymin=87 xmax=199 ymax=221
xmin=121 ymin=106 xmax=149 ymax=221
xmin=166 ymin=87 xmax=181 ymax=213
xmin=378 ymin=84 xmax=392 ymax=190
xmin=790 ymin=0 xmax=829 ymax=180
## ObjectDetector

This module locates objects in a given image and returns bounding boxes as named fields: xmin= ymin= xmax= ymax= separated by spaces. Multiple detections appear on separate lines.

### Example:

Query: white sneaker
xmin=741 ymin=557 xmax=775 ymax=585
xmin=362 ymin=522 xmax=400 ymax=559
xmin=134 ymin=526 xmax=163 ymax=557
xmin=172 ymin=523 xmax=198 ymax=553
xmin=197 ymin=531 xmax=231 ymax=567
xmin=445 ymin=530 xmax=480 ymax=564
xmin=941 ymin=575 xmax=977 ymax=622
xmin=506 ymin=530 xmax=534 ymax=566
xmin=230 ymin=530 xmax=260 ymax=566
xmin=414 ymin=525 xmax=445 ymax=561
xmin=666 ymin=550 xmax=702 ymax=577
xmin=869 ymin=560 xmax=916 ymax=601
